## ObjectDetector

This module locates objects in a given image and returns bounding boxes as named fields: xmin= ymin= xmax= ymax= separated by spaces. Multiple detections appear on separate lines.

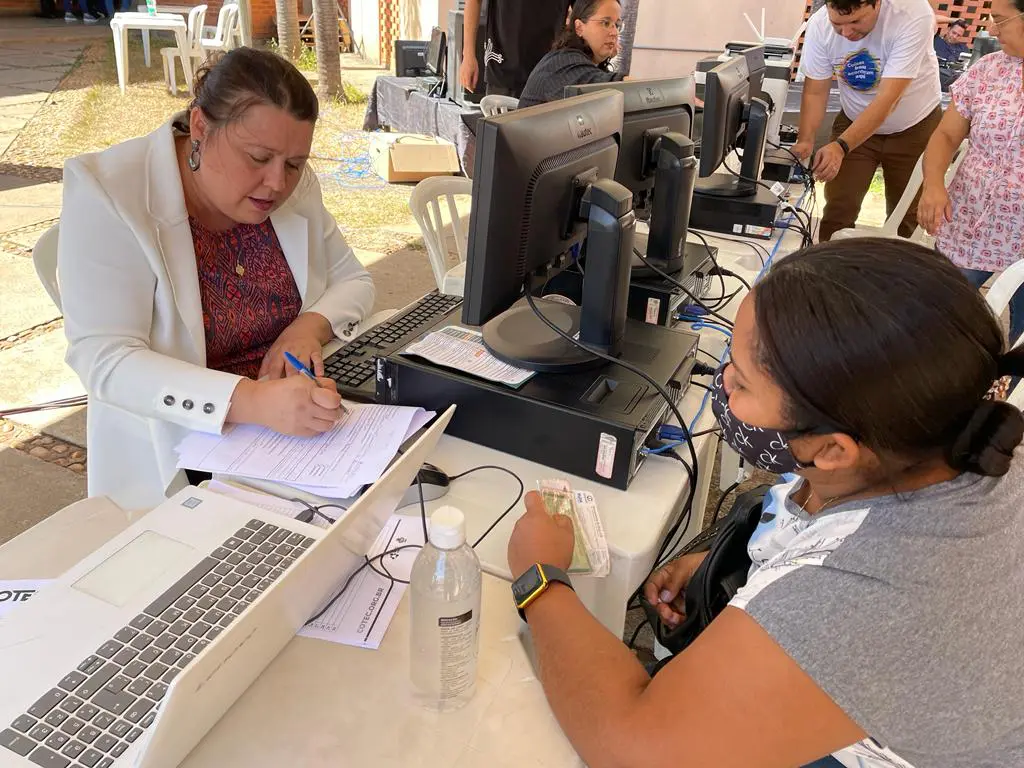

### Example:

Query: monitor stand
xmin=630 ymin=229 xmax=713 ymax=281
xmin=483 ymin=179 xmax=636 ymax=373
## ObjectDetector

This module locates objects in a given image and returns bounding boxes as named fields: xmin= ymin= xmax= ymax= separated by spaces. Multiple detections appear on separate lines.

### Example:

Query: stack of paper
xmin=177 ymin=403 xmax=435 ymax=498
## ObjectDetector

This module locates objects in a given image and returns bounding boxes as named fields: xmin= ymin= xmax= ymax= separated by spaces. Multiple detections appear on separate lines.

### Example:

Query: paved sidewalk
xmin=0 ymin=30 xmax=88 ymax=543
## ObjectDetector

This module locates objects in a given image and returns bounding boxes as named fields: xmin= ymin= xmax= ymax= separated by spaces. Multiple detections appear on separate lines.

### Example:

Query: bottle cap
xmin=428 ymin=506 xmax=466 ymax=550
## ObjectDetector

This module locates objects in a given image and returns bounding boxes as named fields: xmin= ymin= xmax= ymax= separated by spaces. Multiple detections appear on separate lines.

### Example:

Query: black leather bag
xmin=640 ymin=485 xmax=769 ymax=670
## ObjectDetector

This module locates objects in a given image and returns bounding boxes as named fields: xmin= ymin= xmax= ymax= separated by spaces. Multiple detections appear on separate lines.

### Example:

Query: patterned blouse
xmin=937 ymin=52 xmax=1024 ymax=272
xmin=191 ymin=216 xmax=302 ymax=379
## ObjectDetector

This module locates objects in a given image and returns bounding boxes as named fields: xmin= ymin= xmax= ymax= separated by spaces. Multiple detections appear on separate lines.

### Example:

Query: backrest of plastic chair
xmin=223 ymin=4 xmax=239 ymax=47
xmin=987 ymin=261 xmax=1024 ymax=408
xmin=480 ymin=95 xmax=519 ymax=117
xmin=187 ymin=4 xmax=207 ymax=51
xmin=881 ymin=154 xmax=926 ymax=236
xmin=408 ymin=176 xmax=473 ymax=292
xmin=211 ymin=3 xmax=232 ymax=43
xmin=33 ymin=223 xmax=61 ymax=313
xmin=904 ymin=139 xmax=970 ymax=245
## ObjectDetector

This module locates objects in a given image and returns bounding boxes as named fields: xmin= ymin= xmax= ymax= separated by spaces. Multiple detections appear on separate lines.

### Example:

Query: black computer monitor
xmin=462 ymin=91 xmax=636 ymax=372
xmin=732 ymin=44 xmax=766 ymax=100
xmin=696 ymin=55 xmax=770 ymax=197
xmin=563 ymin=77 xmax=697 ymax=275
xmin=426 ymin=26 xmax=447 ymax=77
xmin=970 ymin=34 xmax=1000 ymax=68
xmin=394 ymin=40 xmax=429 ymax=77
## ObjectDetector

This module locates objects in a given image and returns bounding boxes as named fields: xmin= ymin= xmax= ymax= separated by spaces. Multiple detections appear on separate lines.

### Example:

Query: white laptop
xmin=0 ymin=406 xmax=455 ymax=768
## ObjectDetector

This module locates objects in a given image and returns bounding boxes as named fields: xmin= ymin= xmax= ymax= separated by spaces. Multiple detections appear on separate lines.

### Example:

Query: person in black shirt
xmin=461 ymin=0 xmax=574 ymax=98
xmin=518 ymin=0 xmax=623 ymax=108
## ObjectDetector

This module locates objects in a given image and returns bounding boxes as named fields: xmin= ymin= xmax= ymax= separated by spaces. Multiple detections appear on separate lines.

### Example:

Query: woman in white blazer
xmin=58 ymin=48 xmax=375 ymax=510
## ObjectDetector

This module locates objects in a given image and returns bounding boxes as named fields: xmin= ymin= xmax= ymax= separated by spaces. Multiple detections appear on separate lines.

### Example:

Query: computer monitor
xmin=426 ymin=26 xmax=447 ymax=78
xmin=696 ymin=55 xmax=770 ymax=197
xmin=563 ymin=77 xmax=697 ymax=275
xmin=462 ymin=91 xmax=636 ymax=372
xmin=970 ymin=34 xmax=1000 ymax=68
xmin=394 ymin=40 xmax=429 ymax=77
xmin=731 ymin=44 xmax=766 ymax=100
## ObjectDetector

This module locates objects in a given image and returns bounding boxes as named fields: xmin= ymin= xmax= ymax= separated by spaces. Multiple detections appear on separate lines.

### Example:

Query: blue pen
xmin=284 ymin=352 xmax=350 ymax=417
xmin=284 ymin=351 xmax=319 ymax=383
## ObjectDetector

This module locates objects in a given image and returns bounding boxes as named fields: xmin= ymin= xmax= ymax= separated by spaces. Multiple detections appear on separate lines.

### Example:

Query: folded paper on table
xmin=402 ymin=326 xmax=536 ymax=388
xmin=299 ymin=513 xmax=423 ymax=648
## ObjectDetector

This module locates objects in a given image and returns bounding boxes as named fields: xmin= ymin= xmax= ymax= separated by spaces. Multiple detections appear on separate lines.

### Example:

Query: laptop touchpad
xmin=73 ymin=531 xmax=198 ymax=608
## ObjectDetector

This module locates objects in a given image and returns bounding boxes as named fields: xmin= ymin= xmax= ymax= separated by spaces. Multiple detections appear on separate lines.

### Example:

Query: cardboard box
xmin=369 ymin=133 xmax=461 ymax=183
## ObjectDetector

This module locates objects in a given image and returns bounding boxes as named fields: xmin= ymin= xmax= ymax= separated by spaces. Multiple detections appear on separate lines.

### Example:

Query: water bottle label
xmin=437 ymin=609 xmax=476 ymax=698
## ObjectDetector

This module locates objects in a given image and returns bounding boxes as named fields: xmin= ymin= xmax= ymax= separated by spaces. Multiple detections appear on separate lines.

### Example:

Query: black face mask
xmin=709 ymin=364 xmax=815 ymax=475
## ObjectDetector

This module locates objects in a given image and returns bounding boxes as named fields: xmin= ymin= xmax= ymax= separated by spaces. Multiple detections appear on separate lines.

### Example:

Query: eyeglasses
xmin=589 ymin=16 xmax=624 ymax=32
xmin=984 ymin=10 xmax=1024 ymax=30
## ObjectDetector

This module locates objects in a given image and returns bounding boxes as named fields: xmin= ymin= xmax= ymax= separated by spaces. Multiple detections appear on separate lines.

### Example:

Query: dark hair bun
xmin=947 ymin=401 xmax=1024 ymax=477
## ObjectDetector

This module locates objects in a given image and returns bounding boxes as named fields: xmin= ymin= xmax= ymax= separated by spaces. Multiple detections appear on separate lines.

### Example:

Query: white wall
xmin=631 ymin=0 xmax=807 ymax=79
xmin=350 ymin=0 xmax=383 ymax=63
xmin=399 ymin=0 xmax=457 ymax=41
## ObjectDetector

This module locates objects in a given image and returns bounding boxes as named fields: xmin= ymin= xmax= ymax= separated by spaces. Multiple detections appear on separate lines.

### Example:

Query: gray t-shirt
xmin=730 ymin=459 xmax=1024 ymax=768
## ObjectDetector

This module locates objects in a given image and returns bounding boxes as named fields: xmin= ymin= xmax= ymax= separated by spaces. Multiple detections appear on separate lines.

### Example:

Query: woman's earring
xmin=188 ymin=139 xmax=201 ymax=172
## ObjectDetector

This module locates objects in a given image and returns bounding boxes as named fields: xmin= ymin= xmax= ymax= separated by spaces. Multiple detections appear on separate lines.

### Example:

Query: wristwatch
xmin=835 ymin=137 xmax=851 ymax=156
xmin=512 ymin=564 xmax=574 ymax=621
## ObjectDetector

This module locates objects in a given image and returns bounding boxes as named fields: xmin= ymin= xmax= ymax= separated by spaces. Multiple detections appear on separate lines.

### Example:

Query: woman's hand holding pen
xmin=259 ymin=312 xmax=334 ymax=380
xmin=228 ymin=375 xmax=345 ymax=437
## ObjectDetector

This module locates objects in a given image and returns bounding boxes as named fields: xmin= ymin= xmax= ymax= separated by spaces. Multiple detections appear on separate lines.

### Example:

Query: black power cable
xmin=304 ymin=465 xmax=525 ymax=627
xmin=633 ymin=249 xmax=735 ymax=329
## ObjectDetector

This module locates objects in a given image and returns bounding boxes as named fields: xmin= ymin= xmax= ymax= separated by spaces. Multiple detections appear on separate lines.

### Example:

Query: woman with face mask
xmin=516 ymin=0 xmax=625 ymax=109
xmin=58 ymin=49 xmax=375 ymax=510
xmin=506 ymin=238 xmax=1024 ymax=768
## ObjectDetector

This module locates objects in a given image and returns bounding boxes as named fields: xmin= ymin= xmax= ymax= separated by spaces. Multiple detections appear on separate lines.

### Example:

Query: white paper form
xmin=402 ymin=326 xmax=536 ymax=388
xmin=177 ymin=404 xmax=435 ymax=498
xmin=0 ymin=580 xmax=53 ymax=620
xmin=299 ymin=514 xmax=424 ymax=649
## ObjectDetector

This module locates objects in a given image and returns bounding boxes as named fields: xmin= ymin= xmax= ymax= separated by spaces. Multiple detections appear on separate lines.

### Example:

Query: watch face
xmin=512 ymin=566 xmax=544 ymax=604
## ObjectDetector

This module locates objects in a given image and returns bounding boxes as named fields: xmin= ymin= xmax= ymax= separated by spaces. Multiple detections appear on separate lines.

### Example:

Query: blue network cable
xmin=643 ymin=185 xmax=813 ymax=455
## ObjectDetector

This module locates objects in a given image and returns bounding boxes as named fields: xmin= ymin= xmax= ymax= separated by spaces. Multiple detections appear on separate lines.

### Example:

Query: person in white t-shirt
xmin=795 ymin=0 xmax=942 ymax=241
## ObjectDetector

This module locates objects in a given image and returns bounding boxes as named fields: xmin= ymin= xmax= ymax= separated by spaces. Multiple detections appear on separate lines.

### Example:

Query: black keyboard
xmin=325 ymin=291 xmax=463 ymax=400
xmin=0 ymin=520 xmax=314 ymax=768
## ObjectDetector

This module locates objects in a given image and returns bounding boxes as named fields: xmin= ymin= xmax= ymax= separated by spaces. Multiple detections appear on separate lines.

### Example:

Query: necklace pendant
xmin=235 ymin=263 xmax=245 ymax=278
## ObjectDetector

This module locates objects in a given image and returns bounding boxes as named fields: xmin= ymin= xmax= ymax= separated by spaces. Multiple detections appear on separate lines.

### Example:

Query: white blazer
xmin=59 ymin=116 xmax=375 ymax=511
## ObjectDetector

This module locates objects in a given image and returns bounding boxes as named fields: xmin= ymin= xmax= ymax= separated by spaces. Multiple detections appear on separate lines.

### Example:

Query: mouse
xmin=397 ymin=462 xmax=451 ymax=510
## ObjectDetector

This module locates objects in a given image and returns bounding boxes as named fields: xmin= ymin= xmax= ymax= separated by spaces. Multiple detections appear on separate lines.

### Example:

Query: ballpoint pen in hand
xmin=284 ymin=351 xmax=349 ymax=418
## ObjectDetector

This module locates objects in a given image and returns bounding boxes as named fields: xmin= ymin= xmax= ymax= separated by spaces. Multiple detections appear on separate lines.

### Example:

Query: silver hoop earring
xmin=188 ymin=139 xmax=201 ymax=172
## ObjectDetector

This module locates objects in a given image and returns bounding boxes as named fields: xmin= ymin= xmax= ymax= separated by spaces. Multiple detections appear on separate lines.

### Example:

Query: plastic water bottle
xmin=145 ymin=0 xmax=156 ymax=15
xmin=409 ymin=506 xmax=482 ymax=711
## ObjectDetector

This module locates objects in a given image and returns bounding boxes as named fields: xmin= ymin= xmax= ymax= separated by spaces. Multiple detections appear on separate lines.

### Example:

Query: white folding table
xmin=110 ymin=11 xmax=191 ymax=94
xmin=134 ymin=4 xmax=196 ymax=69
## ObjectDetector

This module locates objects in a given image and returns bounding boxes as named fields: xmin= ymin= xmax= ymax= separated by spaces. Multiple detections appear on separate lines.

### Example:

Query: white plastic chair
xmin=480 ymin=95 xmax=519 ymax=117
xmin=161 ymin=4 xmax=207 ymax=95
xmin=409 ymin=176 xmax=473 ymax=296
xmin=32 ymin=223 xmax=61 ymax=312
xmin=199 ymin=3 xmax=240 ymax=57
xmin=984 ymin=261 xmax=1024 ymax=407
xmin=831 ymin=140 xmax=970 ymax=245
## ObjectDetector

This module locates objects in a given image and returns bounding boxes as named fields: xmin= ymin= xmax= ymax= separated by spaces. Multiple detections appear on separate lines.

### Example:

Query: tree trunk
xmin=612 ymin=0 xmax=639 ymax=76
xmin=313 ymin=0 xmax=344 ymax=99
xmin=276 ymin=0 xmax=301 ymax=60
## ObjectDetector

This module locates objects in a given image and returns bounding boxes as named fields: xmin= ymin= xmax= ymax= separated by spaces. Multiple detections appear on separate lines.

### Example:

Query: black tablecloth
xmin=363 ymin=76 xmax=482 ymax=177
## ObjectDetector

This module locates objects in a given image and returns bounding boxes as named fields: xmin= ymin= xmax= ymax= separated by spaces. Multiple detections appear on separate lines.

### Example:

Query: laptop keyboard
xmin=0 ymin=519 xmax=315 ymax=768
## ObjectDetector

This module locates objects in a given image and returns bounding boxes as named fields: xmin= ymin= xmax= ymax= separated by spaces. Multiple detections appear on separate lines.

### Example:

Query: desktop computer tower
xmin=376 ymin=306 xmax=699 ymax=489
xmin=447 ymin=3 xmax=486 ymax=106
